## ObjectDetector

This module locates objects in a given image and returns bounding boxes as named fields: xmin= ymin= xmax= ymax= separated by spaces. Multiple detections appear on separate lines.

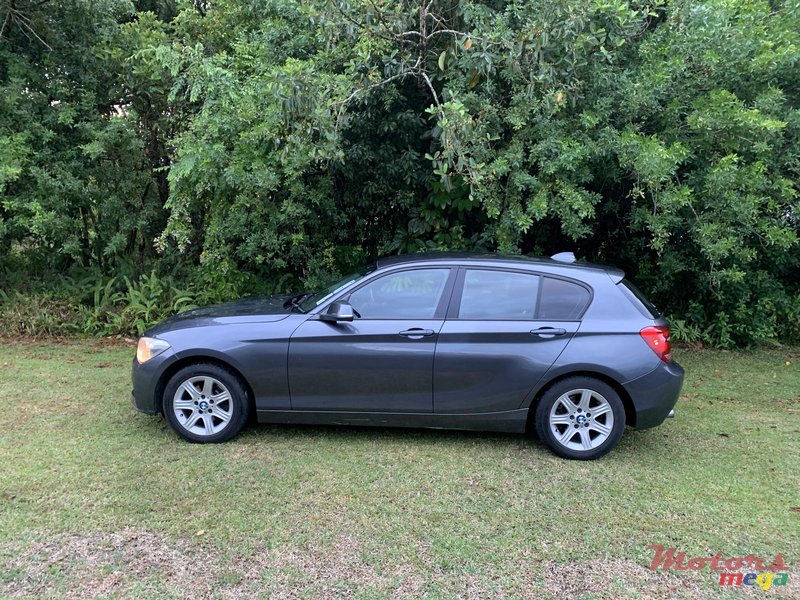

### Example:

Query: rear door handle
xmin=530 ymin=327 xmax=567 ymax=338
xmin=399 ymin=328 xmax=435 ymax=339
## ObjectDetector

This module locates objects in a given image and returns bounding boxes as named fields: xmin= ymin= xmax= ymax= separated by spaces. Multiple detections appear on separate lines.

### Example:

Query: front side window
xmin=300 ymin=265 xmax=376 ymax=312
xmin=348 ymin=269 xmax=450 ymax=319
xmin=538 ymin=277 xmax=591 ymax=320
xmin=458 ymin=270 xmax=540 ymax=319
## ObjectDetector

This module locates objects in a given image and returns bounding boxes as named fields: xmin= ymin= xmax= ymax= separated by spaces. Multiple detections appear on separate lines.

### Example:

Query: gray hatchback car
xmin=132 ymin=252 xmax=683 ymax=459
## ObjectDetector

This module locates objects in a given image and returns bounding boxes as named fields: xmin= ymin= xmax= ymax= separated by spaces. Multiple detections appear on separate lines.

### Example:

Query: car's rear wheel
xmin=534 ymin=377 xmax=625 ymax=460
xmin=163 ymin=363 xmax=250 ymax=443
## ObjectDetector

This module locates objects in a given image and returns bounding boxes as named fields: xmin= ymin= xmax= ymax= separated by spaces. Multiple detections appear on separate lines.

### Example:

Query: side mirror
xmin=319 ymin=301 xmax=355 ymax=322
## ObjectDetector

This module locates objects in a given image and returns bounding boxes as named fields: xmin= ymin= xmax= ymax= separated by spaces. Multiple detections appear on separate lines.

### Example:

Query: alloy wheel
xmin=172 ymin=376 xmax=234 ymax=437
xmin=548 ymin=388 xmax=615 ymax=452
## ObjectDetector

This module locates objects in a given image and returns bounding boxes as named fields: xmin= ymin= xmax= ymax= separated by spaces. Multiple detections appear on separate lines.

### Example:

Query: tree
xmin=1 ymin=0 xmax=798 ymax=345
xmin=0 ymin=0 xmax=168 ymax=272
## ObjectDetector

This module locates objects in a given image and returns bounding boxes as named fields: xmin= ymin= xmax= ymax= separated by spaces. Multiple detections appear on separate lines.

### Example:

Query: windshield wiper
xmin=284 ymin=292 xmax=312 ymax=313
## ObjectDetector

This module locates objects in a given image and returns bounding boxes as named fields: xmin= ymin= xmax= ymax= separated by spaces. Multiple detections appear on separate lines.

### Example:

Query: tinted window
xmin=538 ymin=277 xmax=591 ymax=320
xmin=459 ymin=270 xmax=540 ymax=319
xmin=300 ymin=266 xmax=375 ymax=312
xmin=619 ymin=279 xmax=661 ymax=318
xmin=349 ymin=269 xmax=449 ymax=319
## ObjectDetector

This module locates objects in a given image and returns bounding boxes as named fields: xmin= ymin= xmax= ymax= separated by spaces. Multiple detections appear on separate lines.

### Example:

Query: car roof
xmin=375 ymin=252 xmax=624 ymax=281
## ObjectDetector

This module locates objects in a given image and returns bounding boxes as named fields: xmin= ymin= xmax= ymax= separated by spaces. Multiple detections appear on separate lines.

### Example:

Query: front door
xmin=288 ymin=267 xmax=454 ymax=412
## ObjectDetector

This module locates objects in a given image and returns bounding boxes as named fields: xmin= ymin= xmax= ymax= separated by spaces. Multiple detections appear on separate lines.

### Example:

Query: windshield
xmin=299 ymin=265 xmax=375 ymax=312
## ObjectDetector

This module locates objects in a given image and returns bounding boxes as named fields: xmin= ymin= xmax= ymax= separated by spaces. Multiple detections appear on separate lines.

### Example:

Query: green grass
xmin=1 ymin=340 xmax=798 ymax=598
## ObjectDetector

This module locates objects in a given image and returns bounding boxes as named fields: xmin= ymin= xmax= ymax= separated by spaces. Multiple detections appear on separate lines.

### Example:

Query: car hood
xmin=181 ymin=294 xmax=295 ymax=318
xmin=145 ymin=294 xmax=295 ymax=335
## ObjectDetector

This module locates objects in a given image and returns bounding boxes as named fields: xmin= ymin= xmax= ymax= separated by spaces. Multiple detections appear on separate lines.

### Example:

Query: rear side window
xmin=619 ymin=279 xmax=661 ymax=319
xmin=458 ymin=270 xmax=540 ymax=319
xmin=538 ymin=277 xmax=591 ymax=320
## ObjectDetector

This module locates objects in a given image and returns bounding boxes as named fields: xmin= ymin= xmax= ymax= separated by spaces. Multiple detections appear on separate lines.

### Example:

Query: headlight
xmin=136 ymin=337 xmax=171 ymax=364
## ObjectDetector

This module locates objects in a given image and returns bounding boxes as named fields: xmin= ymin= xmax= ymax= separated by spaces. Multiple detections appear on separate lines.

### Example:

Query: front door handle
xmin=398 ymin=328 xmax=435 ymax=339
xmin=530 ymin=327 xmax=567 ymax=338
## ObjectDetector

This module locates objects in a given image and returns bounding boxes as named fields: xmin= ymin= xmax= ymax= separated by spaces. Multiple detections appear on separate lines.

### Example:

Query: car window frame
xmin=447 ymin=267 xmax=593 ymax=322
xmin=447 ymin=266 xmax=541 ymax=321
xmin=298 ymin=265 xmax=377 ymax=313
xmin=311 ymin=266 xmax=457 ymax=321
xmin=535 ymin=274 xmax=594 ymax=321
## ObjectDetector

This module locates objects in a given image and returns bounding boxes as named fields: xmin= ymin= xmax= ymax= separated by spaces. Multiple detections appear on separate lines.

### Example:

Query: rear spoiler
xmin=607 ymin=269 xmax=624 ymax=284
xmin=550 ymin=252 xmax=624 ymax=283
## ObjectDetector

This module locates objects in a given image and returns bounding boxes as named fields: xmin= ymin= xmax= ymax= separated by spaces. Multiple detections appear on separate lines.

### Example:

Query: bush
xmin=0 ymin=272 xmax=201 ymax=337
xmin=0 ymin=291 xmax=84 ymax=337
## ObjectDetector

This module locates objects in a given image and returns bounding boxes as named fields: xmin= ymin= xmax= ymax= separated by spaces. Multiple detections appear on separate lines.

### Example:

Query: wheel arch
xmin=525 ymin=370 xmax=636 ymax=432
xmin=154 ymin=355 xmax=256 ymax=416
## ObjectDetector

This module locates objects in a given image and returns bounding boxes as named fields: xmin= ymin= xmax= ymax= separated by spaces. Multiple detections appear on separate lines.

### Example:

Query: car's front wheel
xmin=534 ymin=377 xmax=625 ymax=460
xmin=163 ymin=363 xmax=250 ymax=443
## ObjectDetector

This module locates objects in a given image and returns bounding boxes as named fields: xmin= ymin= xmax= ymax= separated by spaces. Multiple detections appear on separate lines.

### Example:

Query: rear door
xmin=433 ymin=269 xmax=589 ymax=413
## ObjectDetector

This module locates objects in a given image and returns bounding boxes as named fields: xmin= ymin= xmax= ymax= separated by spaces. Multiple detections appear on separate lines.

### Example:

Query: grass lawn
xmin=1 ymin=340 xmax=798 ymax=599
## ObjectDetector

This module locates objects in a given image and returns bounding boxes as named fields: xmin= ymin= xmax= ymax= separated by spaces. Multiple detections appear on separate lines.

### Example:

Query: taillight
xmin=640 ymin=326 xmax=672 ymax=363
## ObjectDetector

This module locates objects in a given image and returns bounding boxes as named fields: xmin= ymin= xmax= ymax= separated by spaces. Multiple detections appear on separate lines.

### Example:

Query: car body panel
xmin=131 ymin=348 xmax=175 ymax=414
xmin=433 ymin=319 xmax=578 ymax=413
xmin=622 ymin=360 xmax=685 ymax=428
xmin=287 ymin=318 xmax=444 ymax=412
xmin=144 ymin=295 xmax=294 ymax=336
xmin=135 ymin=316 xmax=309 ymax=413
xmin=254 ymin=408 xmax=530 ymax=433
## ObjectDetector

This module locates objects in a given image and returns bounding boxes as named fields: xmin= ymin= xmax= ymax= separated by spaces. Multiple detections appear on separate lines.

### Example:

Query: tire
xmin=163 ymin=363 xmax=251 ymax=443
xmin=534 ymin=376 xmax=625 ymax=460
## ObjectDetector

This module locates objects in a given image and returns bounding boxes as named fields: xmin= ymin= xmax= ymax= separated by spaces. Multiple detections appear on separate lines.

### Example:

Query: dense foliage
xmin=1 ymin=0 xmax=798 ymax=344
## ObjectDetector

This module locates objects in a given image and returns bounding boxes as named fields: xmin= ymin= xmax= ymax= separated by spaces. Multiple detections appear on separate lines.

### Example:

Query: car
xmin=131 ymin=252 xmax=684 ymax=459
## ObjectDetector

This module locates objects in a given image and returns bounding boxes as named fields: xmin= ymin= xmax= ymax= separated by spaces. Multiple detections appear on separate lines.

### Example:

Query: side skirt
xmin=255 ymin=408 xmax=529 ymax=434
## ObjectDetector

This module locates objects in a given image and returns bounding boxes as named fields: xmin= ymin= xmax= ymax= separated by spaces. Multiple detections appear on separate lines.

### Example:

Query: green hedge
xmin=1 ymin=0 xmax=798 ymax=346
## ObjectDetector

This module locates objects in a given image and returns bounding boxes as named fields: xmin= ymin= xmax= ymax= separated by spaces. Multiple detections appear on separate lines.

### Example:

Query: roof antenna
xmin=550 ymin=252 xmax=576 ymax=263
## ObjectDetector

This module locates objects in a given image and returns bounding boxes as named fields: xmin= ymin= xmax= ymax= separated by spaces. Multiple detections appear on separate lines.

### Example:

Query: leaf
xmin=438 ymin=50 xmax=447 ymax=72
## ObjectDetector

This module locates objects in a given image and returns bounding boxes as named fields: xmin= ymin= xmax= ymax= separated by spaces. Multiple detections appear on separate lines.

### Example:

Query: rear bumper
xmin=623 ymin=360 xmax=684 ymax=429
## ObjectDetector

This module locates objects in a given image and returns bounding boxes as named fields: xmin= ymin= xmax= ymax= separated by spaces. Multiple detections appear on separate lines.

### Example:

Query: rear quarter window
xmin=537 ymin=277 xmax=591 ymax=320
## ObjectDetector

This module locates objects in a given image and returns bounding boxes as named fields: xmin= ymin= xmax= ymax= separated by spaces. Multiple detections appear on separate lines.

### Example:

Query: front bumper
xmin=131 ymin=348 xmax=176 ymax=415
xmin=623 ymin=360 xmax=685 ymax=429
